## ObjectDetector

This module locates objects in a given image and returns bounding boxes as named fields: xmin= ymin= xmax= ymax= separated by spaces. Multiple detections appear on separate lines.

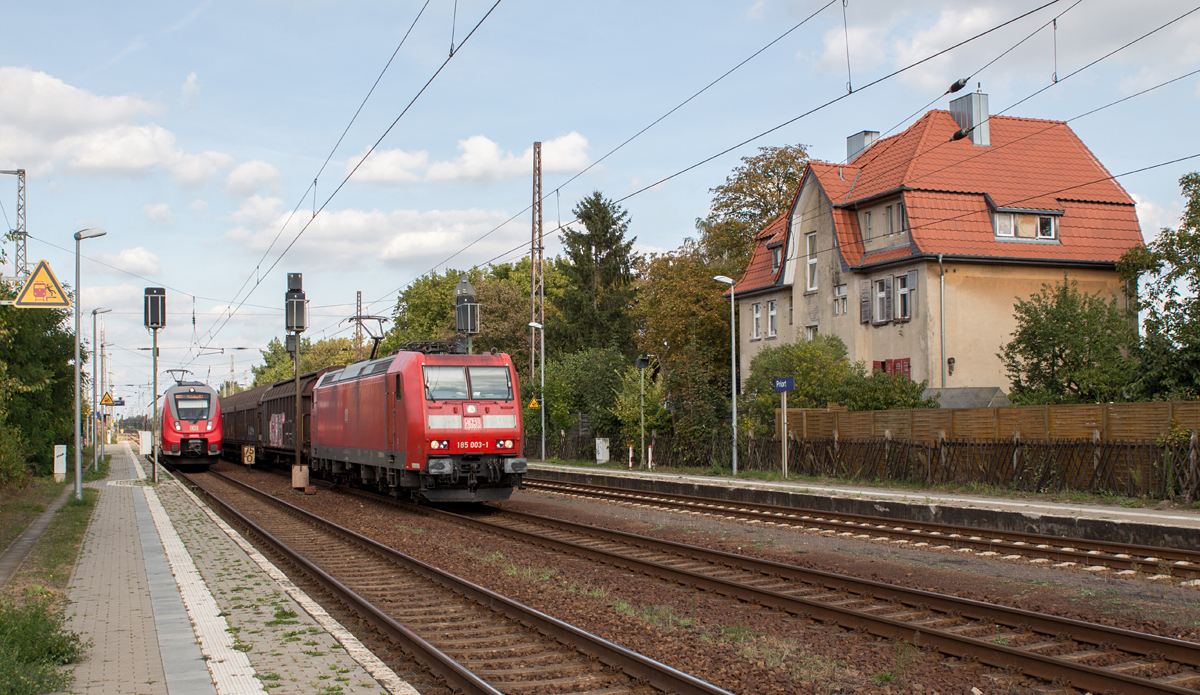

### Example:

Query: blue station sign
xmin=773 ymin=377 xmax=794 ymax=392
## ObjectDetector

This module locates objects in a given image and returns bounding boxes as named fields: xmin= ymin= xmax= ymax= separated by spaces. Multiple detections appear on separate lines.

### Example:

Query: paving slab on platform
xmin=59 ymin=442 xmax=414 ymax=695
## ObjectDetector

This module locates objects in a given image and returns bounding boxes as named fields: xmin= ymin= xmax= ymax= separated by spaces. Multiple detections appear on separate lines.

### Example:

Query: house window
xmin=788 ymin=299 xmax=793 ymax=325
xmin=767 ymin=301 xmax=777 ymax=337
xmin=805 ymin=325 xmax=818 ymax=341
xmin=896 ymin=274 xmax=911 ymax=320
xmin=874 ymin=278 xmax=890 ymax=324
xmin=872 ymin=358 xmax=911 ymax=379
xmin=886 ymin=205 xmax=894 ymax=235
xmin=771 ymin=247 xmax=781 ymax=271
xmin=994 ymin=212 xmax=1015 ymax=237
xmin=752 ymin=303 xmax=761 ymax=339
xmin=806 ymin=233 xmax=817 ymax=291
xmin=897 ymin=202 xmax=905 ymax=232
xmin=833 ymin=284 xmax=847 ymax=316
xmin=1037 ymin=216 xmax=1056 ymax=239
xmin=864 ymin=211 xmax=872 ymax=240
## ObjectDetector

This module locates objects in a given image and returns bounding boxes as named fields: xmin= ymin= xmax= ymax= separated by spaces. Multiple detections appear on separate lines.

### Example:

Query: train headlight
xmin=428 ymin=440 xmax=450 ymax=450
xmin=495 ymin=439 xmax=514 ymax=448
xmin=206 ymin=421 xmax=214 ymax=431
xmin=172 ymin=421 xmax=181 ymax=431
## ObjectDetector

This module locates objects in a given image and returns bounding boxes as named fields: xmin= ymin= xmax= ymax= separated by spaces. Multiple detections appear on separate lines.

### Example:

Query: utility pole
xmin=355 ymin=290 xmax=363 ymax=360
xmin=530 ymin=142 xmax=544 ymax=384
xmin=0 ymin=169 xmax=26 ymax=277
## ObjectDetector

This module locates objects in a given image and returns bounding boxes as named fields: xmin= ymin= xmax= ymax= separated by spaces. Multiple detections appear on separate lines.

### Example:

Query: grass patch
xmin=0 ymin=477 xmax=67 ymax=552
xmin=4 ymin=487 xmax=99 ymax=601
xmin=0 ymin=592 xmax=88 ymax=695
xmin=475 ymin=551 xmax=557 ymax=583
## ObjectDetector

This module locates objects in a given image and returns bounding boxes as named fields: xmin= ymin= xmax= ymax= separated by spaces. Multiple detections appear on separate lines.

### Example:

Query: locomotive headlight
xmin=205 ymin=421 xmax=214 ymax=431
xmin=172 ymin=421 xmax=181 ymax=431
xmin=495 ymin=439 xmax=514 ymax=448
xmin=429 ymin=440 xmax=440 ymax=450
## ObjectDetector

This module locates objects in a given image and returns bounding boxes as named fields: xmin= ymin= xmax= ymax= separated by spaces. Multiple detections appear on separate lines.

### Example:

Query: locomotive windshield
xmin=424 ymin=366 xmax=468 ymax=400
xmin=423 ymin=365 xmax=513 ymax=401
xmin=173 ymin=392 xmax=211 ymax=421
xmin=468 ymin=367 xmax=512 ymax=400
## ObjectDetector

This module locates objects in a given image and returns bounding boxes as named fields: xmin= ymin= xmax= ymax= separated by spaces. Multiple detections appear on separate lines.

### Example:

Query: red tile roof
xmin=809 ymin=108 xmax=1140 ymax=267
xmin=729 ymin=213 xmax=788 ymax=296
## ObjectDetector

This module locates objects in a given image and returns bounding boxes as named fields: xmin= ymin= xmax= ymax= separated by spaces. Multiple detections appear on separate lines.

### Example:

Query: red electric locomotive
xmin=310 ymin=347 xmax=527 ymax=502
xmin=160 ymin=380 xmax=223 ymax=468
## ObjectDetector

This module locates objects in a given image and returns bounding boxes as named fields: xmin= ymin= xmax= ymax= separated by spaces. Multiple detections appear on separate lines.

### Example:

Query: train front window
xmin=423 ymin=366 xmax=468 ymax=400
xmin=468 ymin=367 xmax=512 ymax=400
xmin=174 ymin=393 xmax=211 ymax=421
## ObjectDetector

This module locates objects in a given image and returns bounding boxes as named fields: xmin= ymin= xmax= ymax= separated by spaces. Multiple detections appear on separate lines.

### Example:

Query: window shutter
xmin=859 ymin=280 xmax=870 ymax=323
xmin=884 ymin=276 xmax=893 ymax=321
xmin=906 ymin=270 xmax=917 ymax=318
xmin=884 ymin=359 xmax=894 ymax=375
xmin=873 ymin=361 xmax=885 ymax=373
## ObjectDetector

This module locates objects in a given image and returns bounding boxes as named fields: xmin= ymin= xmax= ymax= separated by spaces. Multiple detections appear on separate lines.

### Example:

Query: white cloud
xmin=225 ymin=160 xmax=282 ymax=197
xmin=355 ymin=148 xmax=428 ymax=182
xmin=90 ymin=247 xmax=162 ymax=276
xmin=0 ymin=66 xmax=234 ymax=186
xmin=142 ymin=203 xmax=173 ymax=225
xmin=353 ymin=132 xmax=590 ymax=183
xmin=744 ymin=0 xmax=765 ymax=21
xmin=1133 ymin=192 xmax=1183 ymax=241
xmin=224 ymin=205 xmax=524 ymax=275
xmin=189 ymin=199 xmax=210 ymax=219
xmin=181 ymin=72 xmax=200 ymax=108
xmin=226 ymin=195 xmax=284 ymax=226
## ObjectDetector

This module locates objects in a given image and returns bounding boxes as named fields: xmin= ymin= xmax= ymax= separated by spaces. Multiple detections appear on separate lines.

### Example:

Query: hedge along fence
xmin=775 ymin=401 xmax=1200 ymax=442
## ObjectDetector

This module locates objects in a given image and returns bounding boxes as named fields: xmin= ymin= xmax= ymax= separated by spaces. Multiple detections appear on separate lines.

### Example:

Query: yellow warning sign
xmin=100 ymin=392 xmax=115 ymax=406
xmin=528 ymin=397 xmax=539 ymax=409
xmin=14 ymin=260 xmax=70 ymax=308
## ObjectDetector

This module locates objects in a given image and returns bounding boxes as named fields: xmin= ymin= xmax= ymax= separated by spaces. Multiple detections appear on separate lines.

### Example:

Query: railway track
xmin=206 ymin=464 xmax=1200 ymax=692
xmin=179 ymin=469 xmax=731 ymax=695
xmin=523 ymin=477 xmax=1200 ymax=582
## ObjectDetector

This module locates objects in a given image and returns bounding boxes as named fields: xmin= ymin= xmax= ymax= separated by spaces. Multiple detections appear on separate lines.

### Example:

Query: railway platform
xmin=528 ymin=462 xmax=1200 ymax=550
xmin=57 ymin=440 xmax=414 ymax=695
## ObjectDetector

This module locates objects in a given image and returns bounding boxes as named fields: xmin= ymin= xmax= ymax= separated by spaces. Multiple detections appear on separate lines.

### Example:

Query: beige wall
xmin=738 ymin=289 xmax=793 ymax=389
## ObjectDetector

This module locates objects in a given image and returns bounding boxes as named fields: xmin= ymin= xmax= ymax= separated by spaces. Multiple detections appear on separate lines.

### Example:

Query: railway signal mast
xmin=530 ymin=142 xmax=545 ymax=460
xmin=285 ymin=273 xmax=309 ymax=490
xmin=144 ymin=287 xmax=166 ymax=483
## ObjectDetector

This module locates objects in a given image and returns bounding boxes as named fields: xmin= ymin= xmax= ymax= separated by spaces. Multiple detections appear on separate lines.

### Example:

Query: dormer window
xmin=994 ymin=212 xmax=1015 ymax=237
xmin=1037 ymin=215 xmax=1056 ymax=239
xmin=771 ymin=247 xmax=781 ymax=271
xmin=863 ymin=211 xmax=872 ymax=240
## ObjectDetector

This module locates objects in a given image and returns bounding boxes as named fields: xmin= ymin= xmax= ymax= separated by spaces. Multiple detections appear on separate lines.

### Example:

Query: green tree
xmin=251 ymin=336 xmax=358 ymax=386
xmin=0 ymin=288 xmax=74 ymax=472
xmin=540 ymin=347 xmax=627 ymax=439
xmin=1118 ymin=172 xmax=1200 ymax=399
xmin=697 ymin=143 xmax=810 ymax=272
xmin=664 ymin=340 xmax=727 ymax=444
xmin=611 ymin=361 xmax=671 ymax=444
xmin=632 ymin=241 xmax=733 ymax=394
xmin=742 ymin=336 xmax=936 ymax=435
xmin=999 ymin=274 xmax=1138 ymax=404
xmin=378 ymin=268 xmax=476 ymax=354
xmin=551 ymin=192 xmax=638 ymax=356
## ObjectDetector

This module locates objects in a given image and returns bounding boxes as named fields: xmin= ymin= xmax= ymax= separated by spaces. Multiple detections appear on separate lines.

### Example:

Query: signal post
xmin=286 ymin=274 xmax=310 ymax=491
xmin=145 ymin=288 xmax=166 ymax=483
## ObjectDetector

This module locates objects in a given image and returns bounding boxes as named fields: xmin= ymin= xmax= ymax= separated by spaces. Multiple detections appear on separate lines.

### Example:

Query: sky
xmin=1 ymin=0 xmax=1198 ymax=416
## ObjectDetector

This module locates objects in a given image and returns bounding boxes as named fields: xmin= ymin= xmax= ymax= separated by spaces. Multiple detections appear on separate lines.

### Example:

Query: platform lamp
xmin=73 ymin=228 xmax=105 ymax=501
xmin=713 ymin=275 xmax=737 ymax=477
xmin=144 ymin=288 xmax=165 ymax=483
xmin=285 ymin=273 xmax=308 ymax=490
xmin=91 ymin=307 xmax=111 ymax=474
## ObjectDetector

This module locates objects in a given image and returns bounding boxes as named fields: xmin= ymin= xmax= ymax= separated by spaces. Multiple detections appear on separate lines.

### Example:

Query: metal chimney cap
xmin=454 ymin=274 xmax=476 ymax=298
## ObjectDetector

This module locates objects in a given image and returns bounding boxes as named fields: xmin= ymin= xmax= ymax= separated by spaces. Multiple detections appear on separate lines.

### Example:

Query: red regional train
xmin=160 ymin=380 xmax=223 ymax=468
xmin=221 ymin=344 xmax=527 ymax=502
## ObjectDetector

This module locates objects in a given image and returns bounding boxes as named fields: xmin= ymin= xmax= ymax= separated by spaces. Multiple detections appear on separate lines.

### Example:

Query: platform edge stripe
xmin=171 ymin=474 xmax=419 ymax=695
xmin=142 ymin=484 xmax=266 ymax=695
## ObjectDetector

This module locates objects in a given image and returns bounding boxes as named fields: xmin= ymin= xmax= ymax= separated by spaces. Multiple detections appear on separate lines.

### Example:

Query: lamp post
xmin=527 ymin=322 xmax=545 ymax=461
xmin=713 ymin=275 xmax=737 ymax=477
xmin=91 ymin=308 xmax=111 ymax=473
xmin=74 ymin=228 xmax=106 ymax=500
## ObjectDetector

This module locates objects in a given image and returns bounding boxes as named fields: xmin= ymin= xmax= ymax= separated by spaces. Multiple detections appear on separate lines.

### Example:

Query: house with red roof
xmin=729 ymin=91 xmax=1142 ymax=393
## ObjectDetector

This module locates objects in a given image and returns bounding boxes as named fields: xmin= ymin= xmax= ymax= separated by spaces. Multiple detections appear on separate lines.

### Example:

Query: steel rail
xmin=195 ymin=469 xmax=733 ymax=695
xmin=524 ymin=477 xmax=1200 ymax=575
xmin=181 ymin=471 xmax=502 ymax=695
xmin=412 ymin=505 xmax=1200 ymax=695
